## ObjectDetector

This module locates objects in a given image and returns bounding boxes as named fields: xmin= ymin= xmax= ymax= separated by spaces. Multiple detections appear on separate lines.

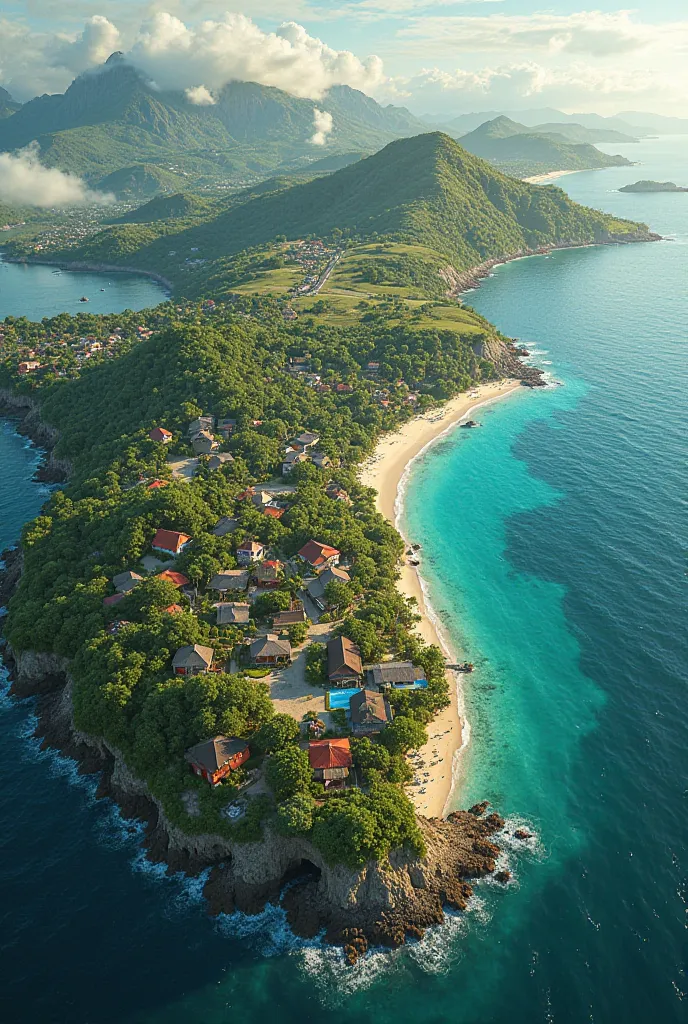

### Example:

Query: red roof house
xmin=157 ymin=569 xmax=190 ymax=587
xmin=152 ymin=528 xmax=192 ymax=557
xmin=149 ymin=427 xmax=173 ymax=443
xmin=308 ymin=738 xmax=352 ymax=788
xmin=147 ymin=479 xmax=170 ymax=490
xmin=297 ymin=540 xmax=341 ymax=570
xmin=103 ymin=593 xmax=126 ymax=607
xmin=263 ymin=506 xmax=285 ymax=519
xmin=164 ymin=604 xmax=184 ymax=615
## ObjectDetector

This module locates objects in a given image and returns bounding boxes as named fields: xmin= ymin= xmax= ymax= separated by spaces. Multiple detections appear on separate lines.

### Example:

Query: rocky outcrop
xmin=0 ymin=389 xmax=71 ymax=481
xmin=5 ymin=657 xmax=507 ymax=961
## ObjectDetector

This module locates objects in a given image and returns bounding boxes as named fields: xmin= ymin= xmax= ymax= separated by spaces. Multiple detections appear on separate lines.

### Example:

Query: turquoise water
xmin=0 ymin=257 xmax=167 ymax=318
xmin=1 ymin=137 xmax=687 ymax=1022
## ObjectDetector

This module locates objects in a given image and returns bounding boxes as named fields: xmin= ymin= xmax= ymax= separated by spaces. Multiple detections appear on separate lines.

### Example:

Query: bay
xmin=0 ymin=257 xmax=167 ymax=319
xmin=1 ymin=136 xmax=687 ymax=1023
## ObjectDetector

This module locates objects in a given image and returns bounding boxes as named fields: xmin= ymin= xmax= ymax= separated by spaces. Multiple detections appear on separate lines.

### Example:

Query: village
xmin=100 ymin=413 xmax=439 ymax=821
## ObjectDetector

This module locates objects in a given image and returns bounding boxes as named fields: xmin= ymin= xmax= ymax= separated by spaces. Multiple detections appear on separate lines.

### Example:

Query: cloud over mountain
xmin=0 ymin=145 xmax=114 ymax=207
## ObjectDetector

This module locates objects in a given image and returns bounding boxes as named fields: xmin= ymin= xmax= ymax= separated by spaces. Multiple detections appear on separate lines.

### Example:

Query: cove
xmin=0 ymin=256 xmax=167 ymax=319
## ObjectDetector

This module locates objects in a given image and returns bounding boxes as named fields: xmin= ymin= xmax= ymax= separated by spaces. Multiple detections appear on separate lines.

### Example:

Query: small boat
xmin=79 ymin=296 xmax=88 ymax=302
xmin=100 ymin=288 xmax=105 ymax=292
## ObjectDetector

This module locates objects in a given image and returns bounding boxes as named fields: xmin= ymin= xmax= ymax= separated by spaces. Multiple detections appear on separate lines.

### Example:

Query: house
xmin=306 ymin=565 xmax=351 ymax=610
xmin=188 ymin=415 xmax=214 ymax=436
xmin=103 ymin=593 xmax=126 ymax=607
xmin=298 ymin=540 xmax=341 ymax=571
xmin=282 ymin=450 xmax=309 ymax=475
xmin=263 ymin=506 xmax=285 ymax=520
xmin=325 ymin=483 xmax=351 ymax=504
xmin=112 ymin=570 xmax=143 ymax=594
xmin=249 ymin=634 xmax=292 ymax=666
xmin=147 ymin=479 xmax=170 ymax=490
xmin=217 ymin=417 xmax=237 ymax=438
xmin=185 ymin=736 xmax=249 ymax=786
xmin=250 ymin=490 xmax=274 ymax=510
xmin=254 ymin=559 xmax=282 ymax=586
xmin=208 ymin=570 xmax=250 ymax=593
xmin=349 ymin=689 xmax=392 ymax=735
xmin=296 ymin=431 xmax=320 ymax=450
xmin=311 ymin=452 xmax=332 ymax=469
xmin=272 ymin=607 xmax=307 ymax=628
xmin=327 ymin=636 xmax=362 ymax=686
xmin=152 ymin=529 xmax=192 ymax=557
xmin=191 ymin=430 xmax=219 ymax=455
xmin=149 ymin=427 xmax=172 ymax=443
xmin=335 ymin=383 xmax=353 ymax=394
xmin=216 ymin=603 xmax=251 ymax=626
xmin=156 ymin=569 xmax=190 ymax=588
xmin=212 ymin=516 xmax=238 ymax=537
xmin=163 ymin=604 xmax=184 ymax=615
xmin=207 ymin=452 xmax=235 ymax=471
xmin=366 ymin=661 xmax=427 ymax=689
xmin=308 ymin=738 xmax=352 ymax=789
xmin=236 ymin=540 xmax=265 ymax=566
xmin=172 ymin=644 xmax=214 ymax=676
xmin=18 ymin=360 xmax=41 ymax=374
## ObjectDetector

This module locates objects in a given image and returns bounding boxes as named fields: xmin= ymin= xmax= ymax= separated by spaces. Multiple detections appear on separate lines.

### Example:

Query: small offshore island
xmin=619 ymin=180 xmax=688 ymax=193
xmin=0 ymin=129 xmax=659 ymax=962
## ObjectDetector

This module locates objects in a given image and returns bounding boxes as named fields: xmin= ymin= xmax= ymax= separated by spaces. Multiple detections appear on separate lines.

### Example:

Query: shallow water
xmin=1 ymin=136 xmax=687 ymax=1022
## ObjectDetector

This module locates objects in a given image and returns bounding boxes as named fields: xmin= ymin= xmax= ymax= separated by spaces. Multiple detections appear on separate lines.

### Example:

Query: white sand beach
xmin=359 ymin=379 xmax=522 ymax=817
xmin=523 ymin=169 xmax=582 ymax=184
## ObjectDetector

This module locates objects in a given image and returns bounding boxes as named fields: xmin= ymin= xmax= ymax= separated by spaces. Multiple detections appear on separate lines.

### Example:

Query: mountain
xmin=0 ymin=85 xmax=20 ymax=119
xmin=459 ymin=117 xmax=633 ymax=175
xmin=95 ymin=164 xmax=191 ymax=199
xmin=617 ymin=111 xmax=688 ymax=134
xmin=529 ymin=122 xmax=637 ymax=144
xmin=53 ymin=132 xmax=650 ymax=287
xmin=440 ymin=108 xmax=654 ymax=138
xmin=0 ymin=57 xmax=427 ymax=193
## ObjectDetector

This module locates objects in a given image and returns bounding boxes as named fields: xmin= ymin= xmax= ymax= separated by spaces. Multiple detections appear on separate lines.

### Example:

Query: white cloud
xmin=309 ymin=107 xmax=333 ymax=145
xmin=127 ymin=13 xmax=385 ymax=100
xmin=185 ymin=84 xmax=215 ymax=105
xmin=51 ymin=16 xmax=121 ymax=75
xmin=0 ymin=144 xmax=114 ymax=207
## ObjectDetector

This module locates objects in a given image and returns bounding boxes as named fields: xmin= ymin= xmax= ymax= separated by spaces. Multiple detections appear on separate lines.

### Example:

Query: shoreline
xmin=522 ymin=169 xmax=583 ymax=185
xmin=0 ymin=254 xmax=174 ymax=295
xmin=359 ymin=379 xmax=522 ymax=817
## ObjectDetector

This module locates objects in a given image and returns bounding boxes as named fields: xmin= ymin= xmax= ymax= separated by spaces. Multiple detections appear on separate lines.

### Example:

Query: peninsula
xmin=0 ymin=129 xmax=657 ymax=960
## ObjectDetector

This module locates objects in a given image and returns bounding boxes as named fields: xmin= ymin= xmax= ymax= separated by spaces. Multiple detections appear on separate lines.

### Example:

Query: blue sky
xmin=1 ymin=1 xmax=685 ymax=115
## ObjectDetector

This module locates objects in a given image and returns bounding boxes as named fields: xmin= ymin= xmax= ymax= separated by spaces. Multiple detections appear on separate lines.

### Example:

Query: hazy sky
xmin=1 ymin=1 xmax=685 ymax=116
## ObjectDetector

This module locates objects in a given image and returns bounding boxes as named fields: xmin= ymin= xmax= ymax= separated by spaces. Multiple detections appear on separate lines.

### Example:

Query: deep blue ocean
xmin=1 ymin=138 xmax=687 ymax=1023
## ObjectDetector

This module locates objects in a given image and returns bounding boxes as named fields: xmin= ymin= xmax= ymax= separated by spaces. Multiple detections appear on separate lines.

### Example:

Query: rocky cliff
xmin=6 ymin=653 xmax=506 ymax=963
xmin=0 ymin=389 xmax=71 ymax=481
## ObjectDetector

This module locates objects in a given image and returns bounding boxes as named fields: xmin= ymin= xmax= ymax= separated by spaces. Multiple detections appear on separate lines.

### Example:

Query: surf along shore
xmin=359 ymin=379 xmax=522 ymax=818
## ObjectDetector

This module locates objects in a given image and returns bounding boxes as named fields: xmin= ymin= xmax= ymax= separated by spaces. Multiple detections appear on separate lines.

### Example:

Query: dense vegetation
xmin=37 ymin=132 xmax=649 ymax=291
xmin=2 ymin=298 xmax=495 ymax=864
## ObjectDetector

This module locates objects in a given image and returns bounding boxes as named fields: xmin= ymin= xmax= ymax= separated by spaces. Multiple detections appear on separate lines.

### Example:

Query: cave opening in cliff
xmin=281 ymin=859 xmax=322 ymax=887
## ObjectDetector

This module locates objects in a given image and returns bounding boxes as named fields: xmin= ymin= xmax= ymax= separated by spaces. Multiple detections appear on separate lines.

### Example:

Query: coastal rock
xmin=494 ymin=870 xmax=511 ymax=884
xmin=9 ymin=668 xmax=506 ymax=959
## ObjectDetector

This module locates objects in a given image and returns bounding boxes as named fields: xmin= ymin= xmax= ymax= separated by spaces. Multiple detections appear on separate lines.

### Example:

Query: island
xmin=619 ymin=180 xmax=688 ymax=193
xmin=0 ymin=129 xmax=659 ymax=963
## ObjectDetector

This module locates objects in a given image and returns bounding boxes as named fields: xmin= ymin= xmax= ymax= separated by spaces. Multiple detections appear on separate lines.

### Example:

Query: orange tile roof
xmin=152 ymin=528 xmax=191 ymax=553
xmin=157 ymin=570 xmax=190 ymax=587
xmin=298 ymin=540 xmax=340 ymax=567
xmin=309 ymin=738 xmax=352 ymax=770
xmin=263 ymin=506 xmax=285 ymax=519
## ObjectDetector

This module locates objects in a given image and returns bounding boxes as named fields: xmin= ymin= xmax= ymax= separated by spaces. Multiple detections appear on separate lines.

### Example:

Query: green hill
xmin=113 ymin=192 xmax=216 ymax=224
xmin=95 ymin=164 xmax=191 ymax=199
xmin=530 ymin=122 xmax=637 ymax=144
xmin=45 ymin=132 xmax=650 ymax=290
xmin=459 ymin=117 xmax=633 ymax=175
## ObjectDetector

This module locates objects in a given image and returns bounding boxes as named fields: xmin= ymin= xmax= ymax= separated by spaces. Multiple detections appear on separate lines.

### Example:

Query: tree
xmin=255 ymin=713 xmax=300 ymax=753
xmin=276 ymin=792 xmax=315 ymax=836
xmin=305 ymin=642 xmax=327 ymax=685
xmin=287 ymin=622 xmax=308 ymax=646
xmin=265 ymin=745 xmax=312 ymax=801
xmin=380 ymin=715 xmax=428 ymax=756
